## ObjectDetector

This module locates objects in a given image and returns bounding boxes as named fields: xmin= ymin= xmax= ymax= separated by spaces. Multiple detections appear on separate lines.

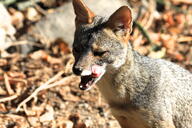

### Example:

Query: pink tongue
xmin=91 ymin=65 xmax=103 ymax=77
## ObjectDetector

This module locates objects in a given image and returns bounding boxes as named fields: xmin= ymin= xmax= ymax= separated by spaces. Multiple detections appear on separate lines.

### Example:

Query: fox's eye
xmin=93 ymin=51 xmax=107 ymax=56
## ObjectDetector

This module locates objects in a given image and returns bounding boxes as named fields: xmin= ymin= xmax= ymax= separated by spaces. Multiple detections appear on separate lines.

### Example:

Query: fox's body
xmin=72 ymin=0 xmax=192 ymax=128
xmin=98 ymin=51 xmax=192 ymax=128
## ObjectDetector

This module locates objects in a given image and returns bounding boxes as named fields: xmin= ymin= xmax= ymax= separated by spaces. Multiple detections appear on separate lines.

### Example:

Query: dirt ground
xmin=0 ymin=0 xmax=191 ymax=128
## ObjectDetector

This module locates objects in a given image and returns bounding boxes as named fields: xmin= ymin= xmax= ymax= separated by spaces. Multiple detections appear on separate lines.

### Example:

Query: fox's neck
xmin=97 ymin=45 xmax=150 ymax=107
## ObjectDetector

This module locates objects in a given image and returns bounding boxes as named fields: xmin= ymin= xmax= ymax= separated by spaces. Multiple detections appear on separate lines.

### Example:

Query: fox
xmin=71 ymin=0 xmax=192 ymax=128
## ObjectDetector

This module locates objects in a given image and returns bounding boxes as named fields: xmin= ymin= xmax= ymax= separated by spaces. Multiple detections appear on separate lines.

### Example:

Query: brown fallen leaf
xmin=148 ymin=32 xmax=161 ymax=44
xmin=30 ymin=50 xmax=62 ymax=64
xmin=163 ymin=11 xmax=175 ymax=27
xmin=69 ymin=114 xmax=87 ymax=128
xmin=0 ymin=59 xmax=8 ymax=67
xmin=168 ymin=27 xmax=182 ymax=34
xmin=177 ymin=36 xmax=192 ymax=42
xmin=0 ymin=103 xmax=7 ymax=112
xmin=69 ymin=114 xmax=80 ymax=125
xmin=160 ymin=34 xmax=176 ymax=51
xmin=185 ymin=47 xmax=192 ymax=65
xmin=29 ymin=50 xmax=47 ymax=60
xmin=44 ymin=56 xmax=62 ymax=65
xmin=7 ymin=71 xmax=26 ymax=79
xmin=0 ymin=86 xmax=7 ymax=95
xmin=174 ymin=13 xmax=185 ymax=25
xmin=167 ymin=51 xmax=185 ymax=61
xmin=54 ymin=38 xmax=71 ymax=55
xmin=174 ymin=52 xmax=185 ymax=61
xmin=73 ymin=123 xmax=87 ymax=128
xmin=134 ymin=46 xmax=149 ymax=55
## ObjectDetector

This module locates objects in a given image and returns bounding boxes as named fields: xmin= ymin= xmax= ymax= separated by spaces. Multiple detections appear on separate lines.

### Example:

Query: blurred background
xmin=0 ymin=0 xmax=191 ymax=127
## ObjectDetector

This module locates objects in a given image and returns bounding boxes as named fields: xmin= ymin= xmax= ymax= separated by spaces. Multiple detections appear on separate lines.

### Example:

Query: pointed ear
xmin=106 ymin=6 xmax=133 ymax=39
xmin=72 ymin=0 xmax=95 ymax=25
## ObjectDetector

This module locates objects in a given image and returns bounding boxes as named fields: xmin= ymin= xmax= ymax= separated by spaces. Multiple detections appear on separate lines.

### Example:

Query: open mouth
xmin=79 ymin=75 xmax=97 ymax=90
xmin=79 ymin=65 xmax=105 ymax=90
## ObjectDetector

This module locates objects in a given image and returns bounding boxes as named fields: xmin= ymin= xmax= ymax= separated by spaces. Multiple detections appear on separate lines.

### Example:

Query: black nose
xmin=73 ymin=66 xmax=82 ymax=75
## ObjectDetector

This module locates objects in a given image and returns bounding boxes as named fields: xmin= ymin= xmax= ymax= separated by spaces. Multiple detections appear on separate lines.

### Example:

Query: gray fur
xmin=73 ymin=8 xmax=192 ymax=128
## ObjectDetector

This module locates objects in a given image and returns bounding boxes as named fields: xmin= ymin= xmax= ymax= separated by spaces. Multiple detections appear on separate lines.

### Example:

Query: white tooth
xmin=81 ymin=70 xmax=92 ymax=76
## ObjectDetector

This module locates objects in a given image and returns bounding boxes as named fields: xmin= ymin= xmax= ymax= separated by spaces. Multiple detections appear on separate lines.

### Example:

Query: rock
xmin=0 ymin=4 xmax=16 ymax=51
xmin=9 ymin=8 xmax=24 ymax=29
xmin=22 ymin=0 xmax=128 ymax=48
xmin=0 ymin=4 xmax=15 ymax=36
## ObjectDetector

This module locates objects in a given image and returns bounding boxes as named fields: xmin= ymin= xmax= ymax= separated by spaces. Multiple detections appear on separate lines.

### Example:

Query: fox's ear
xmin=106 ymin=6 xmax=132 ymax=39
xmin=72 ymin=0 xmax=95 ymax=26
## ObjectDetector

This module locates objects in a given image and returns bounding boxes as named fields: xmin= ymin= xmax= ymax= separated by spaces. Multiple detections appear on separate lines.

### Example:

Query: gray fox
xmin=72 ymin=0 xmax=192 ymax=127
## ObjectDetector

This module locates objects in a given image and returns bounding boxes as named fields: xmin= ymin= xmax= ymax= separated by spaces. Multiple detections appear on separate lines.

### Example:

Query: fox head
xmin=72 ymin=0 xmax=133 ymax=90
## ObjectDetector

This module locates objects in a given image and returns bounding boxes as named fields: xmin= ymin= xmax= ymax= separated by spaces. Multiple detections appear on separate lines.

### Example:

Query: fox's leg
xmin=114 ymin=115 xmax=131 ymax=128
xmin=155 ymin=121 xmax=176 ymax=128
xmin=111 ymin=107 xmax=150 ymax=128
xmin=114 ymin=115 xmax=176 ymax=128
xmin=113 ymin=115 xmax=150 ymax=128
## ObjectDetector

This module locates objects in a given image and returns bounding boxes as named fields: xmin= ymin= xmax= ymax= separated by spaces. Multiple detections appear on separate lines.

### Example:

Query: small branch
xmin=41 ymin=75 xmax=76 ymax=90
xmin=16 ymin=71 xmax=76 ymax=112
xmin=9 ymin=78 xmax=27 ymax=86
xmin=34 ymin=4 xmax=47 ymax=16
xmin=0 ymin=40 xmax=31 ymax=52
xmin=0 ymin=94 xmax=18 ymax=102
xmin=4 ymin=73 xmax=15 ymax=95
xmin=134 ymin=21 xmax=152 ymax=44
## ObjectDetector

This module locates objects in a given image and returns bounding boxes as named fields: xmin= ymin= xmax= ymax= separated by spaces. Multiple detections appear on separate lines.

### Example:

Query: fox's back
xmin=138 ymin=55 xmax=192 ymax=127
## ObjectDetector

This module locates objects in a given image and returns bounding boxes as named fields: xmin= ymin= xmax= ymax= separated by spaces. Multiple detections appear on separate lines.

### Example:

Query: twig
xmin=9 ymin=78 xmax=27 ymax=85
xmin=178 ymin=36 xmax=192 ymax=42
xmin=0 ymin=40 xmax=30 ymax=52
xmin=40 ymin=75 xmax=76 ymax=90
xmin=16 ymin=71 xmax=76 ymax=112
xmin=16 ymin=71 xmax=64 ymax=112
xmin=4 ymin=73 xmax=15 ymax=95
xmin=34 ymin=4 xmax=47 ymax=16
xmin=0 ymin=94 xmax=18 ymax=102
xmin=64 ymin=55 xmax=74 ymax=74
xmin=134 ymin=21 xmax=152 ymax=44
